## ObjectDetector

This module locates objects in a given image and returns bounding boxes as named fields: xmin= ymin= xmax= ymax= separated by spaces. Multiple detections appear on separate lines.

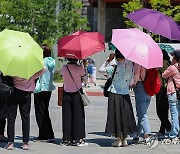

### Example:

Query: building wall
xmin=105 ymin=7 xmax=126 ymax=42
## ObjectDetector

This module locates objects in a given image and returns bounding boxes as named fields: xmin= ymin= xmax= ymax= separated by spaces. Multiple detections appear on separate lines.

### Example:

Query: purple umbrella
xmin=127 ymin=8 xmax=180 ymax=40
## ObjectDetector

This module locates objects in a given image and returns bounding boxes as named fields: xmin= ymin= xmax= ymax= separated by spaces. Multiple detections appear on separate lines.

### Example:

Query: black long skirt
xmin=105 ymin=92 xmax=136 ymax=138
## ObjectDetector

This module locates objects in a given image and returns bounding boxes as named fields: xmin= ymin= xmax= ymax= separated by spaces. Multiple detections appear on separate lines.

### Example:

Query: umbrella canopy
xmin=58 ymin=31 xmax=105 ymax=60
xmin=158 ymin=43 xmax=175 ymax=53
xmin=111 ymin=28 xmax=163 ymax=69
xmin=127 ymin=8 xmax=180 ymax=40
xmin=0 ymin=29 xmax=44 ymax=79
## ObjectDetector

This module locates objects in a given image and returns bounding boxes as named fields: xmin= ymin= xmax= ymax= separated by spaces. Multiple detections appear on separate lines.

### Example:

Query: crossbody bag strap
xmin=111 ymin=65 xmax=117 ymax=81
xmin=66 ymin=65 xmax=79 ymax=91
xmin=172 ymin=64 xmax=180 ymax=90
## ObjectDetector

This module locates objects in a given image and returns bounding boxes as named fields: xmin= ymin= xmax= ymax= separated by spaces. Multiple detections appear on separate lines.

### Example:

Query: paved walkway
xmin=0 ymin=80 xmax=179 ymax=154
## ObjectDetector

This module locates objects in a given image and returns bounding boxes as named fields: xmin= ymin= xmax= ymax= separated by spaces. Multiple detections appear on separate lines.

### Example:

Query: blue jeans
xmin=133 ymin=81 xmax=151 ymax=136
xmin=168 ymin=92 xmax=180 ymax=139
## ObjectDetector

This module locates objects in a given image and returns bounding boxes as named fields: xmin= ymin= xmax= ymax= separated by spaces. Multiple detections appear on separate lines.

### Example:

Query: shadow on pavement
xmin=88 ymin=131 xmax=111 ymax=137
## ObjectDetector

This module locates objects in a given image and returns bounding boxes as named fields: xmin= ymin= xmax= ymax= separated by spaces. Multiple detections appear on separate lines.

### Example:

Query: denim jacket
xmin=106 ymin=59 xmax=134 ymax=95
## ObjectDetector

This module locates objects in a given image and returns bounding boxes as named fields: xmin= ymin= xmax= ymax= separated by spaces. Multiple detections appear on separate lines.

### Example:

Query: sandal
xmin=6 ymin=142 xmax=13 ymax=150
xmin=22 ymin=142 xmax=29 ymax=150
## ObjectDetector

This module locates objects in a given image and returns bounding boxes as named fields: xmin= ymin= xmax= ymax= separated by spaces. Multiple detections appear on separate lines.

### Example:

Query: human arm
xmin=162 ymin=65 xmax=176 ymax=79
xmin=33 ymin=67 xmax=46 ymax=79
xmin=131 ymin=63 xmax=141 ymax=87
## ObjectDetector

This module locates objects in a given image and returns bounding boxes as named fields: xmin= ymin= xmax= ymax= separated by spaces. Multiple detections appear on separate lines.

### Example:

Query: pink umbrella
xmin=58 ymin=31 xmax=105 ymax=60
xmin=111 ymin=28 xmax=163 ymax=69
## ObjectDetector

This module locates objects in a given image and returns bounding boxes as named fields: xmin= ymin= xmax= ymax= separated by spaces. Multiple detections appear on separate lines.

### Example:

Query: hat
xmin=170 ymin=49 xmax=180 ymax=58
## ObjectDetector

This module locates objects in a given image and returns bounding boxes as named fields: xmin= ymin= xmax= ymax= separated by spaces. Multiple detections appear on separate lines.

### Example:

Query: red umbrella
xmin=58 ymin=31 xmax=105 ymax=60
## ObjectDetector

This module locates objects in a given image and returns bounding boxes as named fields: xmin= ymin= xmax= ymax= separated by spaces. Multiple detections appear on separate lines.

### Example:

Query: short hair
xmin=41 ymin=44 xmax=51 ymax=58
xmin=171 ymin=50 xmax=180 ymax=62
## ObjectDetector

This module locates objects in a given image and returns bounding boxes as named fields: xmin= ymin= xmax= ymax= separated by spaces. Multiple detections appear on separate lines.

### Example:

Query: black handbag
xmin=0 ymin=73 xmax=13 ymax=98
xmin=103 ymin=65 xmax=117 ymax=97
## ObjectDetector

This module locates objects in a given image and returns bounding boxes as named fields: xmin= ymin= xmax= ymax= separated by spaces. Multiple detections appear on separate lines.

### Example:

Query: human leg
xmin=34 ymin=92 xmax=54 ymax=140
xmin=72 ymin=91 xmax=85 ymax=143
xmin=19 ymin=91 xmax=31 ymax=143
xmin=62 ymin=92 xmax=73 ymax=143
xmin=168 ymin=93 xmax=179 ymax=139
xmin=133 ymin=82 xmax=151 ymax=137
xmin=156 ymin=86 xmax=171 ymax=134
xmin=7 ymin=96 xmax=18 ymax=143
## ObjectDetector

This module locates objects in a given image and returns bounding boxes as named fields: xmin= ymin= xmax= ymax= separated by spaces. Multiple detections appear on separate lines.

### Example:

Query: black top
xmin=0 ymin=71 xmax=14 ymax=87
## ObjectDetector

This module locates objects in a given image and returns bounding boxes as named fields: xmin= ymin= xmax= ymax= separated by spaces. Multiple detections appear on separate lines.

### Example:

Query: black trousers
xmin=34 ymin=91 xmax=54 ymax=140
xmin=62 ymin=91 xmax=85 ymax=142
xmin=0 ymin=97 xmax=8 ymax=135
xmin=0 ymin=119 xmax=6 ymax=135
xmin=156 ymin=86 xmax=171 ymax=133
xmin=7 ymin=88 xmax=31 ymax=143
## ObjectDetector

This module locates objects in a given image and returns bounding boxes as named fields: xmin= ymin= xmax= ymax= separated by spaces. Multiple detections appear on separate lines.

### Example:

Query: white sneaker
xmin=171 ymin=137 xmax=179 ymax=144
xmin=77 ymin=142 xmax=88 ymax=147
xmin=162 ymin=138 xmax=171 ymax=145
xmin=121 ymin=138 xmax=128 ymax=147
xmin=112 ymin=140 xmax=121 ymax=147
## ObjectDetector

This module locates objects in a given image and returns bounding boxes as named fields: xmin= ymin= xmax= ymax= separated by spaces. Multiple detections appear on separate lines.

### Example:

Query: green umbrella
xmin=108 ymin=42 xmax=116 ymax=51
xmin=158 ymin=43 xmax=175 ymax=53
xmin=0 ymin=29 xmax=43 ymax=79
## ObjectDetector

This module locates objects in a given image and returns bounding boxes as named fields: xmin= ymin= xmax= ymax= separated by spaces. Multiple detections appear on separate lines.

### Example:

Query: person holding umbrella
xmin=60 ymin=58 xmax=88 ymax=146
xmin=0 ymin=29 xmax=46 ymax=150
xmin=162 ymin=50 xmax=180 ymax=144
xmin=105 ymin=49 xmax=136 ymax=147
xmin=6 ymin=69 xmax=45 ymax=150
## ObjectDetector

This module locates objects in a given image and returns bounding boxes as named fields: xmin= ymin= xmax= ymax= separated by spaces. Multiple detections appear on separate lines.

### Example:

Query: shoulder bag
xmin=0 ymin=74 xmax=13 ymax=98
xmin=103 ymin=65 xmax=117 ymax=97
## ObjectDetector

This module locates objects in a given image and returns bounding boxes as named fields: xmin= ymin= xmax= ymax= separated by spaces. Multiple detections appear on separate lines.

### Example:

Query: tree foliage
xmin=121 ymin=0 xmax=143 ymax=28
xmin=0 ymin=0 xmax=89 ymax=46
xmin=122 ymin=0 xmax=180 ymax=42
xmin=57 ymin=0 xmax=90 ymax=39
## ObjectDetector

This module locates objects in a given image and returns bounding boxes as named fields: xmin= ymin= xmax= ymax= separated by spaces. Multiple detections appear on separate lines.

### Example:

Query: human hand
xmin=107 ymin=53 xmax=115 ymax=63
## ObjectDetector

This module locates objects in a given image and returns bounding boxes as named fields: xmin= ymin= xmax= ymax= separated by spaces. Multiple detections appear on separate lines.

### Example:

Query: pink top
xmin=162 ymin=63 xmax=180 ymax=95
xmin=133 ymin=63 xmax=147 ymax=85
xmin=61 ymin=64 xmax=85 ymax=92
xmin=13 ymin=69 xmax=46 ymax=92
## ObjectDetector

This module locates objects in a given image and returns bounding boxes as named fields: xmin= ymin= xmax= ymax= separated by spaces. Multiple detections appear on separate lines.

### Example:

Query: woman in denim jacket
xmin=105 ymin=49 xmax=136 ymax=147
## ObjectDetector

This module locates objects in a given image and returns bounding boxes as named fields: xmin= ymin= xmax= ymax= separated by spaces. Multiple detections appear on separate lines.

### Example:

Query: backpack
xmin=143 ymin=68 xmax=161 ymax=96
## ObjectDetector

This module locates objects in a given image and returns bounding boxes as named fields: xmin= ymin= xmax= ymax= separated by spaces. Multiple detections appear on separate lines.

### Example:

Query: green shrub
xmin=54 ymin=71 xmax=63 ymax=83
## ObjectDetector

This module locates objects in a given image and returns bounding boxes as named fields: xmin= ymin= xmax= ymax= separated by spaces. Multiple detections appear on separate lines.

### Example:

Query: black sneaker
xmin=73 ymin=139 xmax=88 ymax=147
xmin=60 ymin=140 xmax=71 ymax=146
